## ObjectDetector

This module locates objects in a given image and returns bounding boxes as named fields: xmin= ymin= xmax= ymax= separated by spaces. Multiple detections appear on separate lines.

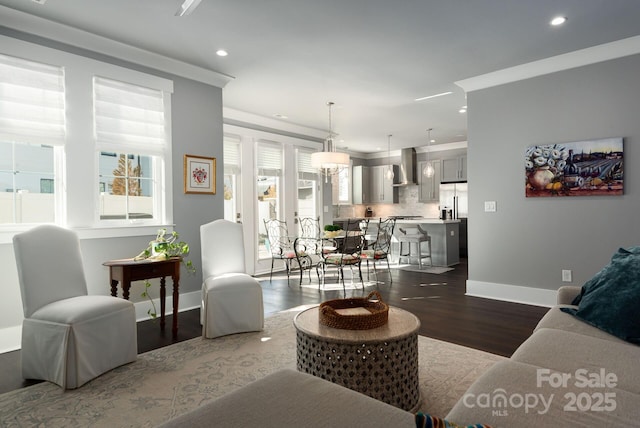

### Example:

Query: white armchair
xmin=12 ymin=225 xmax=137 ymax=389
xmin=200 ymin=219 xmax=264 ymax=339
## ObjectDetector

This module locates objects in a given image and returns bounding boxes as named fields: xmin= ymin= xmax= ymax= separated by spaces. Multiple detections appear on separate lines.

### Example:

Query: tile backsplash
xmin=336 ymin=185 xmax=440 ymax=219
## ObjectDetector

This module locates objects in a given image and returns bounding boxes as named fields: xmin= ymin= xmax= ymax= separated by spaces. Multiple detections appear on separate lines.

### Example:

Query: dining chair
xmin=13 ymin=225 xmax=137 ymax=389
xmin=298 ymin=216 xmax=320 ymax=239
xmin=263 ymin=218 xmax=297 ymax=283
xmin=360 ymin=217 xmax=396 ymax=282
xmin=291 ymin=217 xmax=322 ymax=285
xmin=200 ymin=219 xmax=264 ymax=339
xmin=318 ymin=218 xmax=364 ymax=291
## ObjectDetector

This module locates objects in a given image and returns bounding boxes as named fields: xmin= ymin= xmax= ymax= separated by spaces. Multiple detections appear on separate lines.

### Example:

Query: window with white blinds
xmin=0 ymin=54 xmax=65 ymax=225
xmin=93 ymin=76 xmax=167 ymax=155
xmin=256 ymin=142 xmax=283 ymax=176
xmin=297 ymin=149 xmax=318 ymax=181
xmin=1 ymin=37 xmax=176 ymax=235
xmin=224 ymin=136 xmax=241 ymax=174
xmin=94 ymin=76 xmax=169 ymax=222
xmin=0 ymin=53 xmax=66 ymax=146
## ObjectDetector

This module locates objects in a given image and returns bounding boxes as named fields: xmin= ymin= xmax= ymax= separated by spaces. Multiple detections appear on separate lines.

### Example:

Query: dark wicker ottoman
xmin=294 ymin=305 xmax=421 ymax=411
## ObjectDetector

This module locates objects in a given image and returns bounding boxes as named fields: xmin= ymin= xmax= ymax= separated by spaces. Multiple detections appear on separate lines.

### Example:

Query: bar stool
xmin=397 ymin=225 xmax=432 ymax=269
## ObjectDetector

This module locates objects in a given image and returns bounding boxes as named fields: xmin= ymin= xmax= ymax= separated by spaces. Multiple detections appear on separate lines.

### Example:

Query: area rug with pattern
xmin=0 ymin=307 xmax=504 ymax=427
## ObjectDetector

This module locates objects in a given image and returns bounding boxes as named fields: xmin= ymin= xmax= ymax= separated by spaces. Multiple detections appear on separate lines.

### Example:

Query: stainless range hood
xmin=392 ymin=148 xmax=417 ymax=186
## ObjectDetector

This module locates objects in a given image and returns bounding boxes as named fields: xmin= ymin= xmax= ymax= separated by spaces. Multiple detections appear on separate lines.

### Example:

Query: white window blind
xmin=297 ymin=149 xmax=318 ymax=180
xmin=224 ymin=136 xmax=241 ymax=175
xmin=94 ymin=76 xmax=166 ymax=156
xmin=257 ymin=142 xmax=282 ymax=176
xmin=0 ymin=53 xmax=66 ymax=146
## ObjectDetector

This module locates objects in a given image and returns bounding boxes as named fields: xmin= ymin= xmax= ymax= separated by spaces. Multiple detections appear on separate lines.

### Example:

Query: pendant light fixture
xmin=423 ymin=128 xmax=435 ymax=178
xmin=385 ymin=134 xmax=394 ymax=180
xmin=311 ymin=101 xmax=350 ymax=182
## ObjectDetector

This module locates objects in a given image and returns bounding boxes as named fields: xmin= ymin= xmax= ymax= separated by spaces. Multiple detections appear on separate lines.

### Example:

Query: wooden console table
xmin=103 ymin=257 xmax=181 ymax=337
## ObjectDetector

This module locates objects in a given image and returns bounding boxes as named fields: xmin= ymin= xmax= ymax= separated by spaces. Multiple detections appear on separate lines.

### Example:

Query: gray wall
xmin=467 ymin=54 xmax=639 ymax=298
xmin=171 ymin=78 xmax=224 ymax=293
xmin=0 ymin=30 xmax=223 ymax=335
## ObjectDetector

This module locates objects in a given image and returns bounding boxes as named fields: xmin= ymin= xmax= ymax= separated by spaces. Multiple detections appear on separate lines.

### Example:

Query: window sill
xmin=0 ymin=223 xmax=174 ymax=244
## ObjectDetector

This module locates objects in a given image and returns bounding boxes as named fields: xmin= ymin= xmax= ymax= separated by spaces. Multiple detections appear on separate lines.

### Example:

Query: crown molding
xmin=456 ymin=35 xmax=640 ymax=92
xmin=0 ymin=5 xmax=234 ymax=88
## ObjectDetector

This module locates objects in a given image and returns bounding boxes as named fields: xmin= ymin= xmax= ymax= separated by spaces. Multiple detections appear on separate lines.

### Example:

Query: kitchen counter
xmin=333 ymin=217 xmax=459 ymax=224
xmin=393 ymin=218 xmax=460 ymax=224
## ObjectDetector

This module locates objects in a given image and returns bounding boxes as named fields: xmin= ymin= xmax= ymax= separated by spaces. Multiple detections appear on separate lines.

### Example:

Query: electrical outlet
xmin=484 ymin=201 xmax=497 ymax=212
xmin=562 ymin=269 xmax=572 ymax=282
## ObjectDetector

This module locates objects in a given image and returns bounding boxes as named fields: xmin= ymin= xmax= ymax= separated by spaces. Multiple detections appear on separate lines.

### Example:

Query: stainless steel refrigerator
xmin=439 ymin=182 xmax=468 ymax=219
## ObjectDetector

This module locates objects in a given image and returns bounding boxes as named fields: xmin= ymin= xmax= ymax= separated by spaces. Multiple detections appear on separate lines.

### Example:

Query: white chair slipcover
xmin=200 ymin=219 xmax=264 ymax=339
xmin=13 ymin=225 xmax=137 ymax=389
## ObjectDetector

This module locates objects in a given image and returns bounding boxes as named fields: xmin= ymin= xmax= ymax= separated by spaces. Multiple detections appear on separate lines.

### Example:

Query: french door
xmin=223 ymin=126 xmax=323 ymax=276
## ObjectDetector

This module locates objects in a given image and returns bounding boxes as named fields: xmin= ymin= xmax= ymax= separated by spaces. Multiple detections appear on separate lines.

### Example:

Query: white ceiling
xmin=2 ymin=0 xmax=640 ymax=153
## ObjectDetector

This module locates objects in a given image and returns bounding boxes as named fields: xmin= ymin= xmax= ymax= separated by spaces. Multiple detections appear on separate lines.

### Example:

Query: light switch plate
xmin=484 ymin=201 xmax=497 ymax=212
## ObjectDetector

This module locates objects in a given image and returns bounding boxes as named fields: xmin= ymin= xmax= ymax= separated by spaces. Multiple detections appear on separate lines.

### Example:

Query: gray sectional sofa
xmin=446 ymin=285 xmax=640 ymax=426
xmin=160 ymin=285 xmax=640 ymax=427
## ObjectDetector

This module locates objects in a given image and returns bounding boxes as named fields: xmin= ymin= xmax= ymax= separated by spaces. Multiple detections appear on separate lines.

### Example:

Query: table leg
xmin=172 ymin=275 xmax=179 ymax=337
xmin=122 ymin=281 xmax=131 ymax=300
xmin=110 ymin=280 xmax=118 ymax=297
xmin=160 ymin=276 xmax=166 ymax=331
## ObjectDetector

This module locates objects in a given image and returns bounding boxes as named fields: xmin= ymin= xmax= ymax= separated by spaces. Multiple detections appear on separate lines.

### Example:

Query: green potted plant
xmin=134 ymin=228 xmax=196 ymax=318
xmin=323 ymin=224 xmax=343 ymax=238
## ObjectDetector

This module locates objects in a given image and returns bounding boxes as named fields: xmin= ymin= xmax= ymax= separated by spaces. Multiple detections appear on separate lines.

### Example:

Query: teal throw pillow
xmin=561 ymin=246 xmax=640 ymax=344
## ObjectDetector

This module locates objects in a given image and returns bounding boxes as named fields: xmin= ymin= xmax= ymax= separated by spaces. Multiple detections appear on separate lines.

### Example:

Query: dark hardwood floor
xmin=0 ymin=259 xmax=549 ymax=395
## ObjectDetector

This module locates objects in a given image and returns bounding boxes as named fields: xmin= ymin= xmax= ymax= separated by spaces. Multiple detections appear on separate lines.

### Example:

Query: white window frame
xmin=0 ymin=35 xmax=174 ymax=244
xmin=93 ymin=76 xmax=170 ymax=226
xmin=0 ymin=52 xmax=66 ymax=228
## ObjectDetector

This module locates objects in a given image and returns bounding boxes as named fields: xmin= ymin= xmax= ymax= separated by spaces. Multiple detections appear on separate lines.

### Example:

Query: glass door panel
xmin=223 ymin=136 xmax=242 ymax=223
xmin=256 ymin=142 xmax=283 ymax=262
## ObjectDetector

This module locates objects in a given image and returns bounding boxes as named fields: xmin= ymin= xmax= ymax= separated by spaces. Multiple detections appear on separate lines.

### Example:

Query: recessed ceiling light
xmin=459 ymin=107 xmax=467 ymax=113
xmin=175 ymin=0 xmax=202 ymax=16
xmin=216 ymin=49 xmax=228 ymax=57
xmin=273 ymin=114 xmax=288 ymax=119
xmin=31 ymin=0 xmax=47 ymax=4
xmin=415 ymin=91 xmax=453 ymax=102
xmin=550 ymin=16 xmax=567 ymax=26
xmin=430 ymin=139 xmax=436 ymax=143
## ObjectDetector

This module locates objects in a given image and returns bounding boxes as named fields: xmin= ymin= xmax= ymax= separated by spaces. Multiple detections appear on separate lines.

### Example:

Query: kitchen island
xmin=332 ymin=217 xmax=460 ymax=267
xmin=393 ymin=219 xmax=460 ymax=267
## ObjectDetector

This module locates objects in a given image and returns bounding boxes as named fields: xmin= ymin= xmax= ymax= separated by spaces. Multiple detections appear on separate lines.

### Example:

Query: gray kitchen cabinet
xmin=352 ymin=165 xmax=371 ymax=204
xmin=371 ymin=165 xmax=399 ymax=204
xmin=353 ymin=165 xmax=398 ymax=204
xmin=419 ymin=159 xmax=441 ymax=202
xmin=441 ymin=155 xmax=467 ymax=182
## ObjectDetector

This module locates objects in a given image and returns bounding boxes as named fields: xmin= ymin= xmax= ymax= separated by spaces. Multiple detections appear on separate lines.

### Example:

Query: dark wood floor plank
xmin=0 ymin=259 xmax=549 ymax=394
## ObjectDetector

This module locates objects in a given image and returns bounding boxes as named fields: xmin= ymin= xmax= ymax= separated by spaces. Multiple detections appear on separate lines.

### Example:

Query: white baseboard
xmin=0 ymin=326 xmax=22 ymax=354
xmin=134 ymin=290 xmax=201 ymax=321
xmin=0 ymin=291 xmax=203 ymax=353
xmin=466 ymin=280 xmax=556 ymax=308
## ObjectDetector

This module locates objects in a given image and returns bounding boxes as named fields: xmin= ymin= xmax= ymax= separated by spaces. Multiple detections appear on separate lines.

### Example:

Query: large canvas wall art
xmin=525 ymin=137 xmax=623 ymax=197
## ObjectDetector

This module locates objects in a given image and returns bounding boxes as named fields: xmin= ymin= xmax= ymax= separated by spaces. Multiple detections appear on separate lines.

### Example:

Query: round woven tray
xmin=318 ymin=291 xmax=389 ymax=330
